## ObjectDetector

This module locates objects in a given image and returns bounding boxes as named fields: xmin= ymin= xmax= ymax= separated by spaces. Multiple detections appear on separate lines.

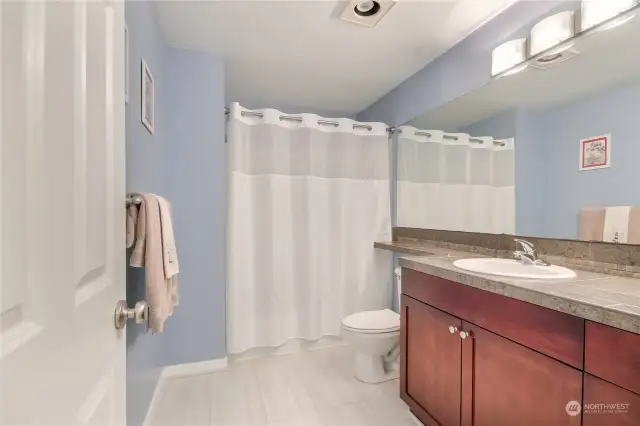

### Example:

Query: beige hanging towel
xmin=156 ymin=195 xmax=180 ymax=307
xmin=156 ymin=196 xmax=180 ymax=278
xmin=127 ymin=193 xmax=178 ymax=332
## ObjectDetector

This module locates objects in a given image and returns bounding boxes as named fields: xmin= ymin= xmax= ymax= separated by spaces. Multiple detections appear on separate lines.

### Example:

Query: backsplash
xmin=393 ymin=227 xmax=640 ymax=278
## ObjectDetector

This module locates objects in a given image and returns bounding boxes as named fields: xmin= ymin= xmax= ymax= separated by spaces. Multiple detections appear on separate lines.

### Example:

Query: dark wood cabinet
xmin=401 ymin=296 xmax=462 ymax=426
xmin=583 ymin=374 xmax=640 ymax=426
xmin=585 ymin=322 xmax=640 ymax=395
xmin=401 ymin=268 xmax=640 ymax=426
xmin=402 ymin=268 xmax=584 ymax=368
xmin=463 ymin=322 xmax=582 ymax=426
xmin=402 ymin=268 xmax=588 ymax=426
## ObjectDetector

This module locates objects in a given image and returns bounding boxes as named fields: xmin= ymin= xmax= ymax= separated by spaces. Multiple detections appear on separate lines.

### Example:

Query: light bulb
xmin=530 ymin=11 xmax=575 ymax=57
xmin=491 ymin=39 xmax=527 ymax=76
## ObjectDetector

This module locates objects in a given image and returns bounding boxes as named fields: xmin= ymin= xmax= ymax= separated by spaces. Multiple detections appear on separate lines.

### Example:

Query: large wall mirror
xmin=397 ymin=4 xmax=640 ymax=243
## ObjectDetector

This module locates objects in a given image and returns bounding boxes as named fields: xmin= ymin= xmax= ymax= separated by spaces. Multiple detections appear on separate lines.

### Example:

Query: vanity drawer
xmin=402 ymin=268 xmax=585 ymax=368
xmin=585 ymin=321 xmax=640 ymax=395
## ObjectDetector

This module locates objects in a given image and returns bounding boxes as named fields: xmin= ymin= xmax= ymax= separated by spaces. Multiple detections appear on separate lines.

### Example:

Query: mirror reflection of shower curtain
xmin=226 ymin=103 xmax=393 ymax=355
xmin=396 ymin=126 xmax=515 ymax=234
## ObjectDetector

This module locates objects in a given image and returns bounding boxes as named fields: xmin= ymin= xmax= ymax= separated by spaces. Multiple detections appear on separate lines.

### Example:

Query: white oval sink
xmin=453 ymin=258 xmax=577 ymax=280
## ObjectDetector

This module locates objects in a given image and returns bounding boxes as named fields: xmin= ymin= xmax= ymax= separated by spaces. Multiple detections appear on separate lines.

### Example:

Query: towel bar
xmin=126 ymin=194 xmax=142 ymax=205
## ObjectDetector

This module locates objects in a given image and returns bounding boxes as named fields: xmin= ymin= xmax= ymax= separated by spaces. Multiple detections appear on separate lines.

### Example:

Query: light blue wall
xmin=125 ymin=2 xmax=166 ymax=426
xmin=126 ymin=4 xmax=226 ymax=425
xmin=162 ymin=47 xmax=227 ymax=365
xmin=514 ymin=108 xmax=548 ymax=237
xmin=356 ymin=1 xmax=573 ymax=125
xmin=535 ymin=80 xmax=640 ymax=239
xmin=456 ymin=81 xmax=640 ymax=239
xmin=456 ymin=109 xmax=546 ymax=237
xmin=458 ymin=109 xmax=518 ymax=139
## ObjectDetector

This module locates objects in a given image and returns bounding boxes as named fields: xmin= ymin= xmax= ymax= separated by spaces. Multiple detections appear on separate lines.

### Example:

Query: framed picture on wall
xmin=579 ymin=134 xmax=610 ymax=171
xmin=141 ymin=59 xmax=154 ymax=134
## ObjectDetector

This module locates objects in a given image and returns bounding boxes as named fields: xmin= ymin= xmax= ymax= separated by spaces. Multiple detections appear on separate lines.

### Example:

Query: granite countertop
xmin=375 ymin=241 xmax=640 ymax=335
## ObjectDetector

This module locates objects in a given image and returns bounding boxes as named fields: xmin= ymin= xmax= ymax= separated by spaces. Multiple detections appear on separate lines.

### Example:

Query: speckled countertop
xmin=375 ymin=241 xmax=640 ymax=335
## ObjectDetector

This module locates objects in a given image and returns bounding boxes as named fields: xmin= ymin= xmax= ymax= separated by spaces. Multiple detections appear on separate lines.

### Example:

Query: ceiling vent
xmin=339 ymin=0 xmax=398 ymax=27
xmin=530 ymin=47 xmax=581 ymax=70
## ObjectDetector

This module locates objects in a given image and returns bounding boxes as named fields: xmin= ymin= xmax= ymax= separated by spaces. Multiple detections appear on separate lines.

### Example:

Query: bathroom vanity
xmin=399 ymin=261 xmax=640 ymax=426
xmin=378 ymin=4 xmax=640 ymax=423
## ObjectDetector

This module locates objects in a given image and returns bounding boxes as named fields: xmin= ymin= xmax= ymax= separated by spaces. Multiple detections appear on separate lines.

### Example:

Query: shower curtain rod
xmin=224 ymin=107 xmax=382 ymax=132
xmin=223 ymin=107 xmax=504 ymax=145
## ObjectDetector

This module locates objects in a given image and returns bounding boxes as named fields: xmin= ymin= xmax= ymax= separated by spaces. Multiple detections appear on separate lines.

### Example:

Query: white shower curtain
xmin=396 ymin=126 xmax=515 ymax=234
xmin=226 ymin=103 xmax=393 ymax=355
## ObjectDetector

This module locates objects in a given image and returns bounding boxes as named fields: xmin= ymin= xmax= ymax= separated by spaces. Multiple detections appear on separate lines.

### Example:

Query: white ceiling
xmin=154 ymin=0 xmax=518 ymax=117
xmin=412 ymin=13 xmax=640 ymax=130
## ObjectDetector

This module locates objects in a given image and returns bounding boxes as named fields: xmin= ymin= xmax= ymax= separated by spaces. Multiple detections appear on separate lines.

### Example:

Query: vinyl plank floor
xmin=153 ymin=374 xmax=212 ymax=426
xmin=149 ymin=346 xmax=415 ymax=426
xmin=209 ymin=364 xmax=268 ymax=426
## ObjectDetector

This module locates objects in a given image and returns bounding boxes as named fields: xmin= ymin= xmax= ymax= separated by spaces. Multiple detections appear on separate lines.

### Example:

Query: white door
xmin=0 ymin=0 xmax=126 ymax=425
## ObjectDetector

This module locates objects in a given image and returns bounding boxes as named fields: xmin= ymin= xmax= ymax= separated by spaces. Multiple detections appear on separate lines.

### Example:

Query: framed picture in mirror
xmin=580 ymin=134 xmax=610 ymax=171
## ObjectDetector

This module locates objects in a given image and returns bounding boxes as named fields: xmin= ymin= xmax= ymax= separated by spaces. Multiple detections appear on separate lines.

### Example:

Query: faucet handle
xmin=512 ymin=250 xmax=526 ymax=259
xmin=512 ymin=250 xmax=533 ymax=264
xmin=512 ymin=239 xmax=550 ymax=267
xmin=514 ymin=238 xmax=535 ymax=251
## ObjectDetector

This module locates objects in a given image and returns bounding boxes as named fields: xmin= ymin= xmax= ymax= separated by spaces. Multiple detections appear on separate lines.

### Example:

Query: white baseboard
xmin=142 ymin=374 xmax=167 ymax=426
xmin=161 ymin=357 xmax=228 ymax=379
xmin=142 ymin=357 xmax=228 ymax=426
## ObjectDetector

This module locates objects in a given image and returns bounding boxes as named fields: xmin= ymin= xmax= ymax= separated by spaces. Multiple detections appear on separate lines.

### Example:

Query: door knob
xmin=460 ymin=331 xmax=472 ymax=340
xmin=449 ymin=326 xmax=458 ymax=334
xmin=114 ymin=300 xmax=148 ymax=330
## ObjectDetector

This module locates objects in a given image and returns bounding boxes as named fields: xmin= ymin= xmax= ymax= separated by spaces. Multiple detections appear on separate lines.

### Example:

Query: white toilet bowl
xmin=341 ymin=308 xmax=401 ymax=383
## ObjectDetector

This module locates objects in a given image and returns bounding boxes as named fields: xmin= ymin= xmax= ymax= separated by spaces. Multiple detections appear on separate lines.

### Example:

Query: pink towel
xmin=579 ymin=207 xmax=605 ymax=242
xmin=126 ymin=193 xmax=178 ymax=332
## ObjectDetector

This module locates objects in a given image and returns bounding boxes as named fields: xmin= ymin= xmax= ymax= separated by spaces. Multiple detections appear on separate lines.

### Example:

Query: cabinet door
xmin=585 ymin=321 xmax=640 ymax=395
xmin=401 ymin=296 xmax=462 ymax=426
xmin=584 ymin=373 xmax=640 ymax=426
xmin=462 ymin=322 xmax=582 ymax=426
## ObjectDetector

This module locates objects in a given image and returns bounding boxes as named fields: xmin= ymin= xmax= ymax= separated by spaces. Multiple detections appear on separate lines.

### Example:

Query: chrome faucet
xmin=513 ymin=239 xmax=550 ymax=266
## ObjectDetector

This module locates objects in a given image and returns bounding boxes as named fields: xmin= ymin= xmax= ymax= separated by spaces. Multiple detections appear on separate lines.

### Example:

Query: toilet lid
xmin=342 ymin=309 xmax=400 ymax=333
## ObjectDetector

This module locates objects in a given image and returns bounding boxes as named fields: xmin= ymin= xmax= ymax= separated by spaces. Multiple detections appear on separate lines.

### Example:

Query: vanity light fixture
xmin=491 ymin=39 xmax=528 ymax=77
xmin=581 ymin=0 xmax=638 ymax=31
xmin=529 ymin=11 xmax=576 ymax=58
xmin=492 ymin=2 xmax=639 ymax=79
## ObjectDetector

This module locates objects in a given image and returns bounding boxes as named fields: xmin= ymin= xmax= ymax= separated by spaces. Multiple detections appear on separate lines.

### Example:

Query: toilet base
xmin=354 ymin=352 xmax=400 ymax=384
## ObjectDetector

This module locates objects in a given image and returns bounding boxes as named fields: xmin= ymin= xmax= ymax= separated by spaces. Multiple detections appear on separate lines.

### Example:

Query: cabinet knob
xmin=460 ymin=331 xmax=472 ymax=340
xmin=449 ymin=326 xmax=458 ymax=334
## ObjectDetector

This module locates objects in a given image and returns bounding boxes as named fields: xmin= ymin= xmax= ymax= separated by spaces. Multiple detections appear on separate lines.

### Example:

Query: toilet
xmin=341 ymin=268 xmax=402 ymax=384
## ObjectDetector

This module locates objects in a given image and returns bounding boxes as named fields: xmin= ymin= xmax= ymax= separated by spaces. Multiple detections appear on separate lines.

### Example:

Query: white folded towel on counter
xmin=603 ymin=206 xmax=632 ymax=244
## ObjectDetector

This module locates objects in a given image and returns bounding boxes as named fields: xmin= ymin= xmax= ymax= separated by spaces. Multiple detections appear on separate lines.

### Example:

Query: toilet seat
xmin=342 ymin=309 xmax=400 ymax=334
